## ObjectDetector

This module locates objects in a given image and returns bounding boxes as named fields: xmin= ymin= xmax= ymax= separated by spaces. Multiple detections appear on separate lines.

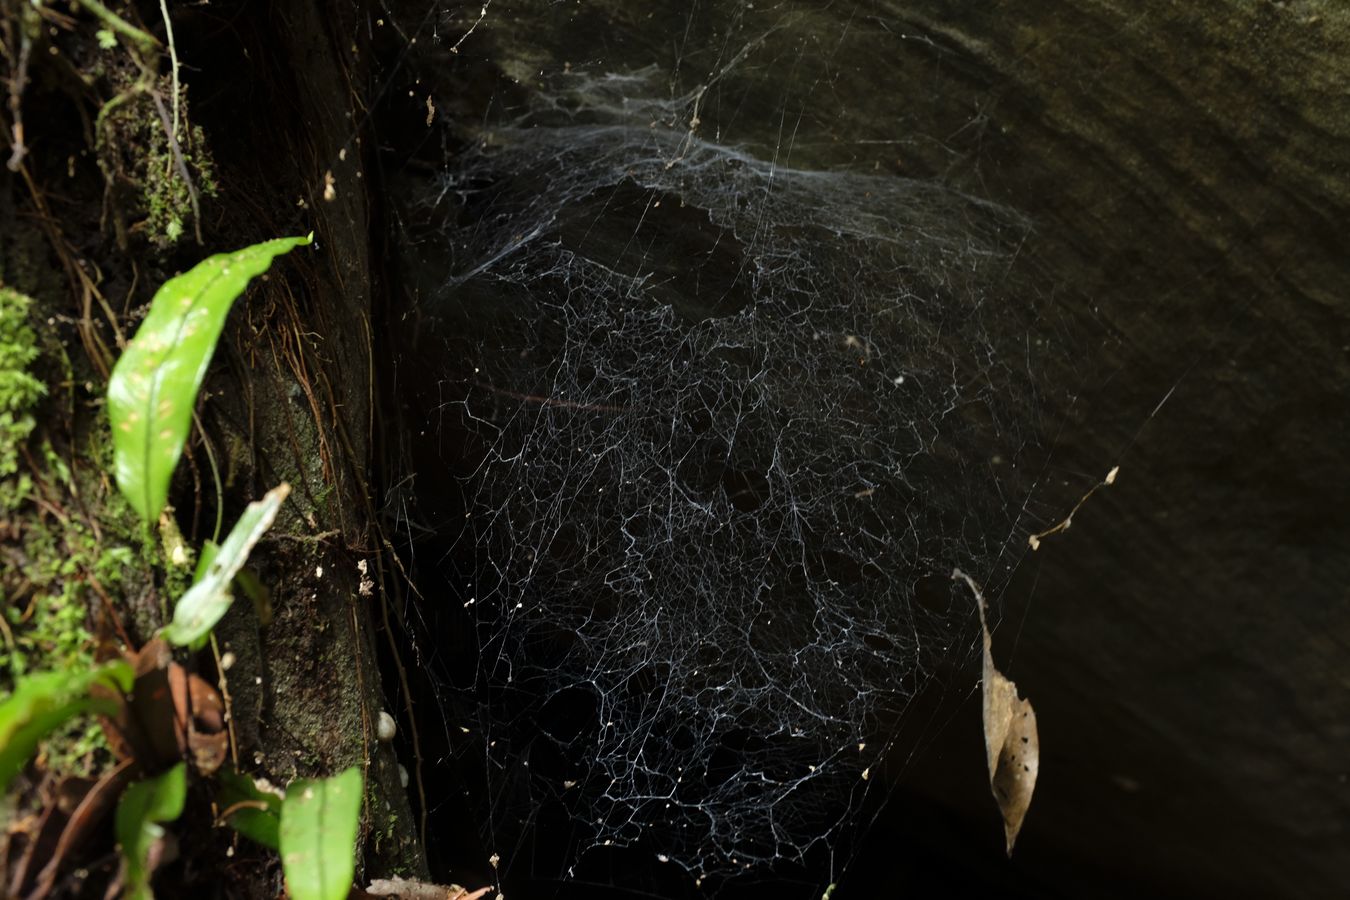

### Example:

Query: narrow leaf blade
xmin=0 ymin=661 xmax=133 ymax=794
xmin=279 ymin=766 xmax=363 ymax=900
xmin=217 ymin=766 xmax=283 ymax=850
xmin=192 ymin=538 xmax=220 ymax=584
xmin=115 ymin=761 xmax=187 ymax=900
xmin=161 ymin=483 xmax=290 ymax=647
xmin=108 ymin=235 xmax=312 ymax=522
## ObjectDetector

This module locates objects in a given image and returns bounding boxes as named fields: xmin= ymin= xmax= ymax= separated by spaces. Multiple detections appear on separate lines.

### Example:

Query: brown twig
xmin=4 ymin=7 xmax=33 ymax=172
xmin=215 ymin=799 xmax=272 ymax=824
xmin=147 ymin=87 xmax=202 ymax=244
xmin=0 ymin=602 xmax=15 ymax=657
xmin=86 ymin=574 xmax=134 ymax=649
xmin=210 ymin=633 xmax=240 ymax=769
xmin=14 ymin=159 xmax=123 ymax=373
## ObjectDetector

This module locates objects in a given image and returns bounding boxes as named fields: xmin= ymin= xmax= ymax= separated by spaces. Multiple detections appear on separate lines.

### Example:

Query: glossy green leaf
xmin=116 ymin=762 xmax=187 ymax=900
xmin=0 ymin=660 xmax=133 ymax=794
xmin=108 ymin=235 xmax=312 ymax=523
xmin=216 ymin=766 xmax=282 ymax=850
xmin=194 ymin=539 xmax=274 ymax=630
xmin=161 ymin=483 xmax=290 ymax=647
xmin=279 ymin=766 xmax=363 ymax=900
xmin=192 ymin=538 xmax=220 ymax=583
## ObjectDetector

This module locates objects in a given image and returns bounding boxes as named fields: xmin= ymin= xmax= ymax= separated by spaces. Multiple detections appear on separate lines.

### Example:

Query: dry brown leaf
xmin=6 ymin=773 xmax=80 ymax=897
xmin=954 ymin=568 xmax=1039 ymax=856
xmin=177 ymin=664 xmax=228 ymax=775
xmin=27 ymin=760 xmax=136 ymax=899
xmin=121 ymin=638 xmax=184 ymax=766
xmin=95 ymin=638 xmax=229 ymax=775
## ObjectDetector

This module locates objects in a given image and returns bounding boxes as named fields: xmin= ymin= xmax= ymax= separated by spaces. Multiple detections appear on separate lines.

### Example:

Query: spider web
xmin=381 ymin=3 xmax=1066 ymax=893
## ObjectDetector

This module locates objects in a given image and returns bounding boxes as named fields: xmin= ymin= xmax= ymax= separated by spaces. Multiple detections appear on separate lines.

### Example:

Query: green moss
xmin=0 ymin=441 xmax=163 ymax=775
xmin=0 ymin=501 xmax=115 ymax=776
xmin=0 ymin=290 xmax=179 ymax=778
xmin=0 ymin=482 xmax=140 ymax=675
xmin=142 ymin=112 xmax=218 ymax=247
xmin=0 ymin=287 xmax=46 ymax=480
xmin=95 ymin=75 xmax=218 ymax=249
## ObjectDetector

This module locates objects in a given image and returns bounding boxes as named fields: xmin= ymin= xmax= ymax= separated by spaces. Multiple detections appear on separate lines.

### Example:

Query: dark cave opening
xmin=366 ymin=7 xmax=1062 ymax=897
xmin=361 ymin=3 xmax=1350 ymax=899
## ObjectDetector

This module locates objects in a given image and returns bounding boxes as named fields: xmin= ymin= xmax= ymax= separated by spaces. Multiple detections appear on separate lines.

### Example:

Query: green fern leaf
xmin=280 ymin=766 xmax=363 ymax=900
xmin=161 ymin=482 xmax=289 ymax=647
xmin=108 ymin=235 xmax=311 ymax=522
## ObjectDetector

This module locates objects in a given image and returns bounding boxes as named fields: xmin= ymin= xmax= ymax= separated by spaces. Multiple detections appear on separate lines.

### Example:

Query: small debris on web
xmin=1028 ymin=465 xmax=1120 ymax=550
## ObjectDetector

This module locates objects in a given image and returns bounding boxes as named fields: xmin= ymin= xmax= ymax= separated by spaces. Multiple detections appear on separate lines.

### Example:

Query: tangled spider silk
xmin=393 ymin=59 xmax=1052 ymax=889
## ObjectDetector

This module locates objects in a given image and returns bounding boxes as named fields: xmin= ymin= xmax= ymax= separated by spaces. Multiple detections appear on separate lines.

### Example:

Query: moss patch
xmin=0 ymin=287 xmax=45 ymax=482
xmin=0 ymin=288 xmax=176 ymax=777
xmin=95 ymin=71 xmax=218 ymax=249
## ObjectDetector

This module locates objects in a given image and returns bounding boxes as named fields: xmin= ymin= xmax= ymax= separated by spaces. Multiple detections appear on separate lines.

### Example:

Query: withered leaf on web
xmin=953 ymin=568 xmax=1039 ymax=856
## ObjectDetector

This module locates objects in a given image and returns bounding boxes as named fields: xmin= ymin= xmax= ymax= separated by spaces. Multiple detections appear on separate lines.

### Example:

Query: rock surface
xmin=854 ymin=2 xmax=1350 ymax=896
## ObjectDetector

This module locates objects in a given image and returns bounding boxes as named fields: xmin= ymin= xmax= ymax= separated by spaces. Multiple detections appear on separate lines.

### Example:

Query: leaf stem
xmin=74 ymin=0 xmax=161 ymax=51
xmin=157 ymin=0 xmax=180 ymax=143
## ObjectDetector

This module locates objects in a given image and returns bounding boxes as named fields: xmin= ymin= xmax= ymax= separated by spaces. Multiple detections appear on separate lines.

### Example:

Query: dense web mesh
xmin=389 ymin=28 xmax=1053 ymax=892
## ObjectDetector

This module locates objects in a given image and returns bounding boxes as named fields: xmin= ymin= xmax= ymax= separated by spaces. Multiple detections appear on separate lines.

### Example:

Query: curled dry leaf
xmin=953 ymin=568 xmax=1039 ymax=856
xmin=96 ymin=638 xmax=228 ymax=775
xmin=171 ymin=657 xmax=229 ymax=775
xmin=127 ymin=640 xmax=183 ymax=765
